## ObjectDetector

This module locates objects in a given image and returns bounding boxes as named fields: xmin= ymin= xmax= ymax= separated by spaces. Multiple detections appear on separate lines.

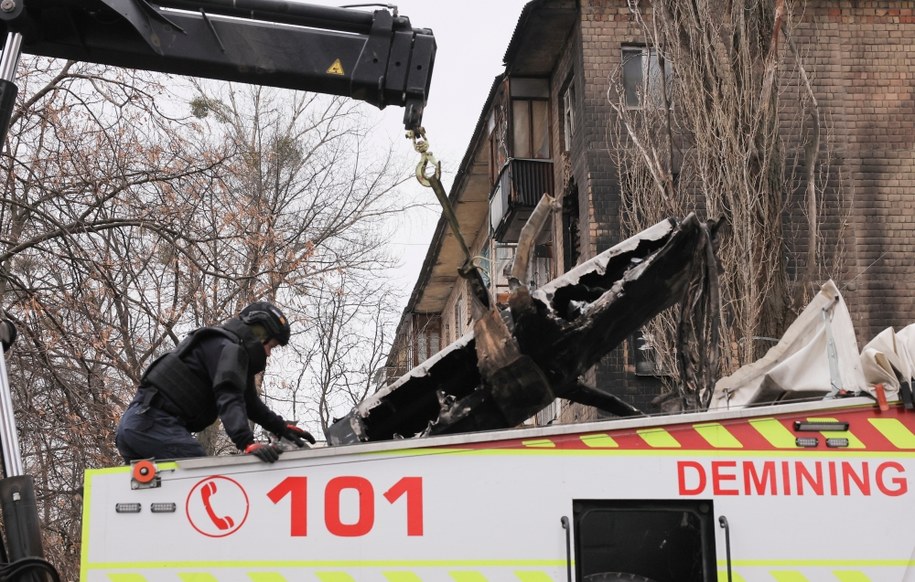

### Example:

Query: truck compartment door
xmin=572 ymin=500 xmax=717 ymax=582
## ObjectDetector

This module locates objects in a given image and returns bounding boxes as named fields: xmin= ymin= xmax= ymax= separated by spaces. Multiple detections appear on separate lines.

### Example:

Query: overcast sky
xmin=381 ymin=0 xmax=530 ymax=298
xmin=305 ymin=0 xmax=531 ymax=307
xmin=355 ymin=0 xmax=530 ymax=172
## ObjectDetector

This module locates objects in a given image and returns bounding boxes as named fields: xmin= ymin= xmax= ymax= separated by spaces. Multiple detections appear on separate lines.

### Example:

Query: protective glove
xmin=277 ymin=423 xmax=316 ymax=448
xmin=244 ymin=442 xmax=281 ymax=463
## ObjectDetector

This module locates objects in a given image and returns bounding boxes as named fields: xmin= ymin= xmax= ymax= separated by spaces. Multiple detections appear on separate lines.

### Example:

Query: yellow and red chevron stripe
xmin=442 ymin=403 xmax=915 ymax=453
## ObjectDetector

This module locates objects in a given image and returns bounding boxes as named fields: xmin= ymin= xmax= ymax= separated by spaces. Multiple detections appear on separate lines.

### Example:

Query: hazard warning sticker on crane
xmin=326 ymin=59 xmax=345 ymax=75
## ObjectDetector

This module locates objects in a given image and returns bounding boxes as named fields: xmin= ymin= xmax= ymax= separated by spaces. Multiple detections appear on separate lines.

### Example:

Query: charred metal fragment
xmin=326 ymin=214 xmax=720 ymax=445
xmin=563 ymin=379 xmax=644 ymax=418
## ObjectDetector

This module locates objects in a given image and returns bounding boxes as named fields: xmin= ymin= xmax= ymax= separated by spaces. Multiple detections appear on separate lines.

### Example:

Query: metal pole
xmin=0 ymin=32 xmax=22 ymax=148
xmin=0 ymin=33 xmax=23 ymax=476
xmin=0 ymin=32 xmax=22 ymax=82
xmin=0 ymin=343 xmax=21 ymax=477
xmin=0 ymin=321 xmax=44 ymax=568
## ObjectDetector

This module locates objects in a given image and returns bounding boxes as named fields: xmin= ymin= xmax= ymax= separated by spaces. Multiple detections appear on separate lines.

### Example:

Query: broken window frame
xmin=562 ymin=182 xmax=581 ymax=272
xmin=529 ymin=236 xmax=553 ymax=290
xmin=631 ymin=330 xmax=666 ymax=377
xmin=490 ymin=241 xmax=517 ymax=303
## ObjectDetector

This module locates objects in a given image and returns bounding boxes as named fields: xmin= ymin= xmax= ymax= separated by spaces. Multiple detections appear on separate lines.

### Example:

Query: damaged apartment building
xmin=383 ymin=0 xmax=915 ymax=426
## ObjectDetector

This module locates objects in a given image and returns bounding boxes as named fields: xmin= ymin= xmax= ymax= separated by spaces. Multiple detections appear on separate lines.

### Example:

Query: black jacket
xmin=140 ymin=319 xmax=286 ymax=449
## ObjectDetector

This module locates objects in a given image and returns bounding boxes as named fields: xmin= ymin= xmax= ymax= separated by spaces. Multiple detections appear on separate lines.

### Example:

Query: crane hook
xmin=408 ymin=127 xmax=441 ymax=187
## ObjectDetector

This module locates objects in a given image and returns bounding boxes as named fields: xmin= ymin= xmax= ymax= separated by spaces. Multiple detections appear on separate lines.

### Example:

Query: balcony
xmin=489 ymin=158 xmax=554 ymax=243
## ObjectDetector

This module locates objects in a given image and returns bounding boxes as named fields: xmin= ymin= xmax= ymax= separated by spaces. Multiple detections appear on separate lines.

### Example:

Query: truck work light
xmin=794 ymin=421 xmax=849 ymax=432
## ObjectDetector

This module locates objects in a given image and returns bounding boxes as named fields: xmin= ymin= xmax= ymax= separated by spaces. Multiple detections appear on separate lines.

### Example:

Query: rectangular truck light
xmin=794 ymin=421 xmax=849 ymax=432
xmin=150 ymin=503 xmax=177 ymax=513
xmin=826 ymin=438 xmax=850 ymax=448
xmin=115 ymin=503 xmax=141 ymax=513
xmin=795 ymin=437 xmax=819 ymax=448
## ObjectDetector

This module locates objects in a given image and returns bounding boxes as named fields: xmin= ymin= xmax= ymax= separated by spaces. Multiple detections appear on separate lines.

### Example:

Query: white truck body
xmin=81 ymin=394 xmax=915 ymax=582
xmin=82 ymin=280 xmax=915 ymax=582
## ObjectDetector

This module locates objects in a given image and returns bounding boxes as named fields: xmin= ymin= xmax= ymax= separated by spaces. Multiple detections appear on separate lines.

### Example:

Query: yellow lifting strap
xmin=408 ymin=128 xmax=491 ymax=312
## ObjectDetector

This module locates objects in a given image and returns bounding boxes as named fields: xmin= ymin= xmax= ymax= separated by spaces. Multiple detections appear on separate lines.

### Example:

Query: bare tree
xmin=272 ymin=270 xmax=397 ymax=437
xmin=0 ymin=56 xmax=234 ymax=575
xmin=185 ymin=82 xmax=414 ymax=447
xmin=606 ymin=0 xmax=843 ymax=410
xmin=0 ymin=61 xmax=416 ymax=578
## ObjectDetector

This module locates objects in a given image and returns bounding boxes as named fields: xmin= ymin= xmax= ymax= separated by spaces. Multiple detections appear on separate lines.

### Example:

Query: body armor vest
xmin=140 ymin=319 xmax=263 ymax=431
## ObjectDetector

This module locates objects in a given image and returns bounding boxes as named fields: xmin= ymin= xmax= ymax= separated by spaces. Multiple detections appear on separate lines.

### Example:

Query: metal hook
xmin=408 ymin=127 xmax=441 ymax=187
xmin=415 ymin=152 xmax=440 ymax=187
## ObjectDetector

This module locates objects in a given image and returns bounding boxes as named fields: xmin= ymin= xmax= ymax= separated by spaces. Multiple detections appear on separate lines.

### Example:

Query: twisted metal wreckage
xmin=327 ymin=212 xmax=721 ymax=445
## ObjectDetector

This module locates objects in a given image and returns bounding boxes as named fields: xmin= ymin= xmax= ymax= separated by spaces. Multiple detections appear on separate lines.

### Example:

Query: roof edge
xmin=400 ymin=72 xmax=506 ymax=316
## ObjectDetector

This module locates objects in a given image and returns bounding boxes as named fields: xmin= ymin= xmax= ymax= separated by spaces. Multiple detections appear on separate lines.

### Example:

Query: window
xmin=509 ymin=77 xmax=550 ymax=159
xmin=622 ymin=46 xmax=671 ymax=108
xmin=478 ymin=243 xmax=492 ymax=289
xmin=631 ymin=330 xmax=664 ymax=376
xmin=453 ymin=292 xmax=464 ymax=341
xmin=574 ymin=500 xmax=716 ymax=582
xmin=561 ymin=78 xmax=575 ymax=152
xmin=487 ymin=109 xmax=508 ymax=185
xmin=529 ymin=244 xmax=552 ymax=289
xmin=413 ymin=315 xmax=441 ymax=365
xmin=494 ymin=243 xmax=515 ymax=289
xmin=512 ymin=99 xmax=550 ymax=159
xmin=562 ymin=183 xmax=580 ymax=271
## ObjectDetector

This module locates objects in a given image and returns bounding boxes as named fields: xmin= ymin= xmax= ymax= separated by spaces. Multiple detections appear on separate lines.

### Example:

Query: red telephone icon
xmin=200 ymin=481 xmax=235 ymax=531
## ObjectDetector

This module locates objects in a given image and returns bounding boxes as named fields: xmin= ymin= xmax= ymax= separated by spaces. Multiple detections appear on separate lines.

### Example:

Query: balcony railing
xmin=489 ymin=158 xmax=554 ymax=242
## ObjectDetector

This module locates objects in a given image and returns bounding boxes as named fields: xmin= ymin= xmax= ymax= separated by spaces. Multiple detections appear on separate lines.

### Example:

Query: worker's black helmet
xmin=240 ymin=301 xmax=291 ymax=346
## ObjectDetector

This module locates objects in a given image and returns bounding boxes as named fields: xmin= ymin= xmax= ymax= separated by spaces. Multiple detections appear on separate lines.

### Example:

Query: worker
xmin=115 ymin=301 xmax=315 ymax=464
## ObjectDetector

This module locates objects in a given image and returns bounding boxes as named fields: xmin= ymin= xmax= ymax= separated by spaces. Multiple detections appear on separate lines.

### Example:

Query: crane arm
xmin=0 ymin=0 xmax=435 ymax=131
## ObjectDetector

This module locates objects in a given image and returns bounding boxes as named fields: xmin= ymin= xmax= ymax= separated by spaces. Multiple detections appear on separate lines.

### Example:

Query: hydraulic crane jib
xmin=0 ymin=0 xmax=436 ymax=133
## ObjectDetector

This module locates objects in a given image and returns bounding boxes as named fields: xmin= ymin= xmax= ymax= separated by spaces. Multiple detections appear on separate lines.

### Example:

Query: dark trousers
xmin=115 ymin=397 xmax=206 ymax=463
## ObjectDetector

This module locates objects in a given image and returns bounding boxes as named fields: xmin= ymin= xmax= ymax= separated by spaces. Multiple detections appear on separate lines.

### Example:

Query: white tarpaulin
xmin=859 ymin=323 xmax=915 ymax=401
xmin=710 ymin=280 xmax=870 ymax=409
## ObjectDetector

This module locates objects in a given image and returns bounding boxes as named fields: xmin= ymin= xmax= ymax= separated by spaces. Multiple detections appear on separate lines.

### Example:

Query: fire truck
xmin=80 ymin=394 xmax=915 ymax=582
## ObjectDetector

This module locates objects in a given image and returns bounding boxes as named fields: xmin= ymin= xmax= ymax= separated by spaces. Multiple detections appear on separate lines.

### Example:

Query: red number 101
xmin=267 ymin=476 xmax=424 ymax=537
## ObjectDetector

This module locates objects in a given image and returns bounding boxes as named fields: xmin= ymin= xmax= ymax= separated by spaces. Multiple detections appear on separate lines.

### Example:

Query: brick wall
xmin=574 ymin=1 xmax=666 ymax=411
xmin=554 ymin=0 xmax=915 ymax=418
xmin=785 ymin=1 xmax=915 ymax=339
xmin=393 ymin=0 xmax=915 ymax=425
